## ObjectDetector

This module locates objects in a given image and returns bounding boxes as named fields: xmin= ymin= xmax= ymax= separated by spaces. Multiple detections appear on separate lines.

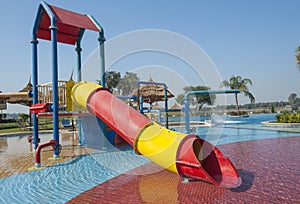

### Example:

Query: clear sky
xmin=0 ymin=0 xmax=300 ymax=113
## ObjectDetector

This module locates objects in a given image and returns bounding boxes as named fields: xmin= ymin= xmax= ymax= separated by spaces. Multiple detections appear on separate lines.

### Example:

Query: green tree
xmin=288 ymin=93 xmax=300 ymax=111
xmin=105 ymin=71 xmax=121 ymax=91
xmin=175 ymin=94 xmax=184 ymax=105
xmin=220 ymin=75 xmax=255 ymax=115
xmin=288 ymin=93 xmax=297 ymax=105
xmin=292 ymin=98 xmax=300 ymax=111
xmin=176 ymin=85 xmax=216 ymax=114
xmin=18 ymin=113 xmax=29 ymax=122
xmin=270 ymin=104 xmax=275 ymax=113
xmin=117 ymin=72 xmax=139 ymax=95
xmin=296 ymin=46 xmax=300 ymax=68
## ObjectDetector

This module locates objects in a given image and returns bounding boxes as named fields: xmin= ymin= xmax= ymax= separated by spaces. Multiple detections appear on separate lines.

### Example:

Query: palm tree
xmin=220 ymin=76 xmax=255 ymax=115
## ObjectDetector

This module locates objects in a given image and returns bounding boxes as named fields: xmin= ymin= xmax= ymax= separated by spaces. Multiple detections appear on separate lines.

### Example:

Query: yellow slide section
xmin=135 ymin=123 xmax=187 ymax=173
xmin=71 ymin=81 xmax=101 ymax=110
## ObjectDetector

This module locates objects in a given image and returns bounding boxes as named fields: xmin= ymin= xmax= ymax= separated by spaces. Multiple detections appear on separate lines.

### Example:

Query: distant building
xmin=0 ymin=103 xmax=7 ymax=110
xmin=5 ymin=113 xmax=19 ymax=120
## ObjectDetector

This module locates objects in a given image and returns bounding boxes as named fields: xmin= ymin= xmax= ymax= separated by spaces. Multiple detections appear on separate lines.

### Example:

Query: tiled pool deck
xmin=0 ymin=132 xmax=95 ymax=178
xmin=68 ymin=136 xmax=300 ymax=203
xmin=1 ymin=133 xmax=299 ymax=203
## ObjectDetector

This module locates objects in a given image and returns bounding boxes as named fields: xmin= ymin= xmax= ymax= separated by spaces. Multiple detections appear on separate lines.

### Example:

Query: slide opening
xmin=193 ymin=139 xmax=222 ymax=184
xmin=192 ymin=139 xmax=202 ymax=163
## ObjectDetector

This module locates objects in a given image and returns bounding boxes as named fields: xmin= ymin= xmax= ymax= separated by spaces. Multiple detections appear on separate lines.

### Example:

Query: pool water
xmin=174 ymin=113 xmax=300 ymax=145
xmin=0 ymin=113 xmax=299 ymax=203
xmin=0 ymin=147 xmax=149 ymax=203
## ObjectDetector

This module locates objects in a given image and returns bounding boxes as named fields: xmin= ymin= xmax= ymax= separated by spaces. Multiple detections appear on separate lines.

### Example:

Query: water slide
xmin=71 ymin=81 xmax=241 ymax=188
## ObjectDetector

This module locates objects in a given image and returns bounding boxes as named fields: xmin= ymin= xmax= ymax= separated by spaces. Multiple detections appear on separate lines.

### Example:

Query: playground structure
xmin=36 ymin=80 xmax=70 ymax=109
xmin=30 ymin=1 xmax=105 ymax=158
xmin=28 ymin=1 xmax=241 ymax=187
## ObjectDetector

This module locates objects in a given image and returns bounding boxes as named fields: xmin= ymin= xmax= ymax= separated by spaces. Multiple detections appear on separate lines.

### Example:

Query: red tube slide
xmin=72 ymin=82 xmax=241 ymax=188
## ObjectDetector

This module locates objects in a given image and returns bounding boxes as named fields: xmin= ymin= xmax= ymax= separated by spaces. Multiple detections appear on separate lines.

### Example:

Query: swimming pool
xmin=174 ymin=113 xmax=300 ymax=145
xmin=0 ymin=113 xmax=299 ymax=203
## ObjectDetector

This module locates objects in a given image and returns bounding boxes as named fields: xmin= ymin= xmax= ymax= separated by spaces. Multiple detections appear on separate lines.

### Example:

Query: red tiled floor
xmin=68 ymin=137 xmax=300 ymax=203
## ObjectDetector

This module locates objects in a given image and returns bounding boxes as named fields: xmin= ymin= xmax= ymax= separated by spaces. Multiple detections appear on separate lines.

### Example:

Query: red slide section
xmin=86 ymin=88 xmax=151 ymax=146
xmin=176 ymin=135 xmax=242 ymax=187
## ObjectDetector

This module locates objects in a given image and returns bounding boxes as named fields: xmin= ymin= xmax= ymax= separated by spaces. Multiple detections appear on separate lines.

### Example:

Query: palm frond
xmin=220 ymin=75 xmax=255 ymax=104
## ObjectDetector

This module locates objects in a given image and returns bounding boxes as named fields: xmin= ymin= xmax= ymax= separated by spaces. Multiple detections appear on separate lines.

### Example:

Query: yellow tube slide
xmin=71 ymin=81 xmax=241 ymax=187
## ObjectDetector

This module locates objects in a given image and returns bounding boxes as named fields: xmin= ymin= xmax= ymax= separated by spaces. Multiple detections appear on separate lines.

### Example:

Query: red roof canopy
xmin=36 ymin=4 xmax=101 ymax=45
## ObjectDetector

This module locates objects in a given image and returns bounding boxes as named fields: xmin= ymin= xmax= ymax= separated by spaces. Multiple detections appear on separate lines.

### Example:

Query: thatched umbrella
xmin=131 ymin=77 xmax=174 ymax=104
xmin=152 ymin=102 xmax=164 ymax=110
xmin=131 ymin=77 xmax=174 ymax=128
xmin=170 ymin=102 xmax=182 ymax=110
xmin=18 ymin=78 xmax=33 ymax=92
xmin=0 ymin=91 xmax=9 ymax=103
xmin=0 ymin=78 xmax=33 ymax=106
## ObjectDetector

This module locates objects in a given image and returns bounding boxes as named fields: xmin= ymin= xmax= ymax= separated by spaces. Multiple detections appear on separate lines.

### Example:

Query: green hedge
xmin=276 ymin=113 xmax=300 ymax=123
xmin=0 ymin=123 xmax=19 ymax=129
xmin=227 ymin=111 xmax=249 ymax=116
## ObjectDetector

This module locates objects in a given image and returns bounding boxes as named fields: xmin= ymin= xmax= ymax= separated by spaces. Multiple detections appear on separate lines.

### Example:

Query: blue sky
xmin=0 ymin=0 xmax=300 ymax=113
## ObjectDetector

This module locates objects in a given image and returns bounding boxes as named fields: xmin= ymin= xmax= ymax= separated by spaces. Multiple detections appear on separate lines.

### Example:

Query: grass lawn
xmin=0 ymin=121 xmax=53 ymax=134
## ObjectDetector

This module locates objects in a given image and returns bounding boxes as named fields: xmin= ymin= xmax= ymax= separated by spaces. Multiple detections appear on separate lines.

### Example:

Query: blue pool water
xmin=1 ymin=114 xmax=299 ymax=203
xmin=0 ymin=148 xmax=149 ymax=203
xmin=174 ymin=113 xmax=300 ymax=145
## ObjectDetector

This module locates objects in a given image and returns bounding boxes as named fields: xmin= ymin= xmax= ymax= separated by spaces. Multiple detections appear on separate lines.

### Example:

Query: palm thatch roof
xmin=170 ymin=102 xmax=182 ymax=110
xmin=0 ymin=71 xmax=76 ymax=107
xmin=18 ymin=78 xmax=33 ymax=92
xmin=152 ymin=102 xmax=164 ymax=110
xmin=0 ymin=78 xmax=33 ymax=106
xmin=131 ymin=77 xmax=174 ymax=103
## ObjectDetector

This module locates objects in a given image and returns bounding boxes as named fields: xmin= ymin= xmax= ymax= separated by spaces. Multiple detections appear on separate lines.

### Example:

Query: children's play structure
xmin=29 ymin=1 xmax=241 ymax=188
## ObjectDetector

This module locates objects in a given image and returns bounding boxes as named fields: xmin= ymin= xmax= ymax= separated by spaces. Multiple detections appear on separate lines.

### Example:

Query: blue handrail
xmin=184 ymin=89 xmax=240 ymax=133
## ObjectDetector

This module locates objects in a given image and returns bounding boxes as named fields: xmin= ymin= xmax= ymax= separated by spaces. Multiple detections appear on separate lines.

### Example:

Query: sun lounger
xmin=61 ymin=119 xmax=74 ymax=129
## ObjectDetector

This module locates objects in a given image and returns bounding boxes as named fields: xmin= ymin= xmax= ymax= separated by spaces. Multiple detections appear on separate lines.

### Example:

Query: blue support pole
xmin=75 ymin=28 xmax=85 ymax=81
xmin=98 ymin=31 xmax=105 ymax=86
xmin=36 ymin=0 xmax=60 ymax=157
xmin=164 ymin=88 xmax=169 ymax=129
xmin=31 ymin=37 xmax=39 ymax=150
xmin=76 ymin=41 xmax=82 ymax=81
xmin=31 ymin=2 xmax=45 ymax=152
xmin=139 ymin=96 xmax=144 ymax=113
xmin=98 ymin=31 xmax=107 ymax=149
xmin=184 ymin=97 xmax=190 ymax=134
xmin=76 ymin=39 xmax=82 ymax=145
xmin=50 ymin=24 xmax=60 ymax=158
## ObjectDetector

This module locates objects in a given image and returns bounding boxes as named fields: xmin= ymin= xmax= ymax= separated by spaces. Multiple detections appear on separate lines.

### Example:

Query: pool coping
xmin=0 ymin=130 xmax=54 ymax=137
xmin=261 ymin=120 xmax=300 ymax=128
